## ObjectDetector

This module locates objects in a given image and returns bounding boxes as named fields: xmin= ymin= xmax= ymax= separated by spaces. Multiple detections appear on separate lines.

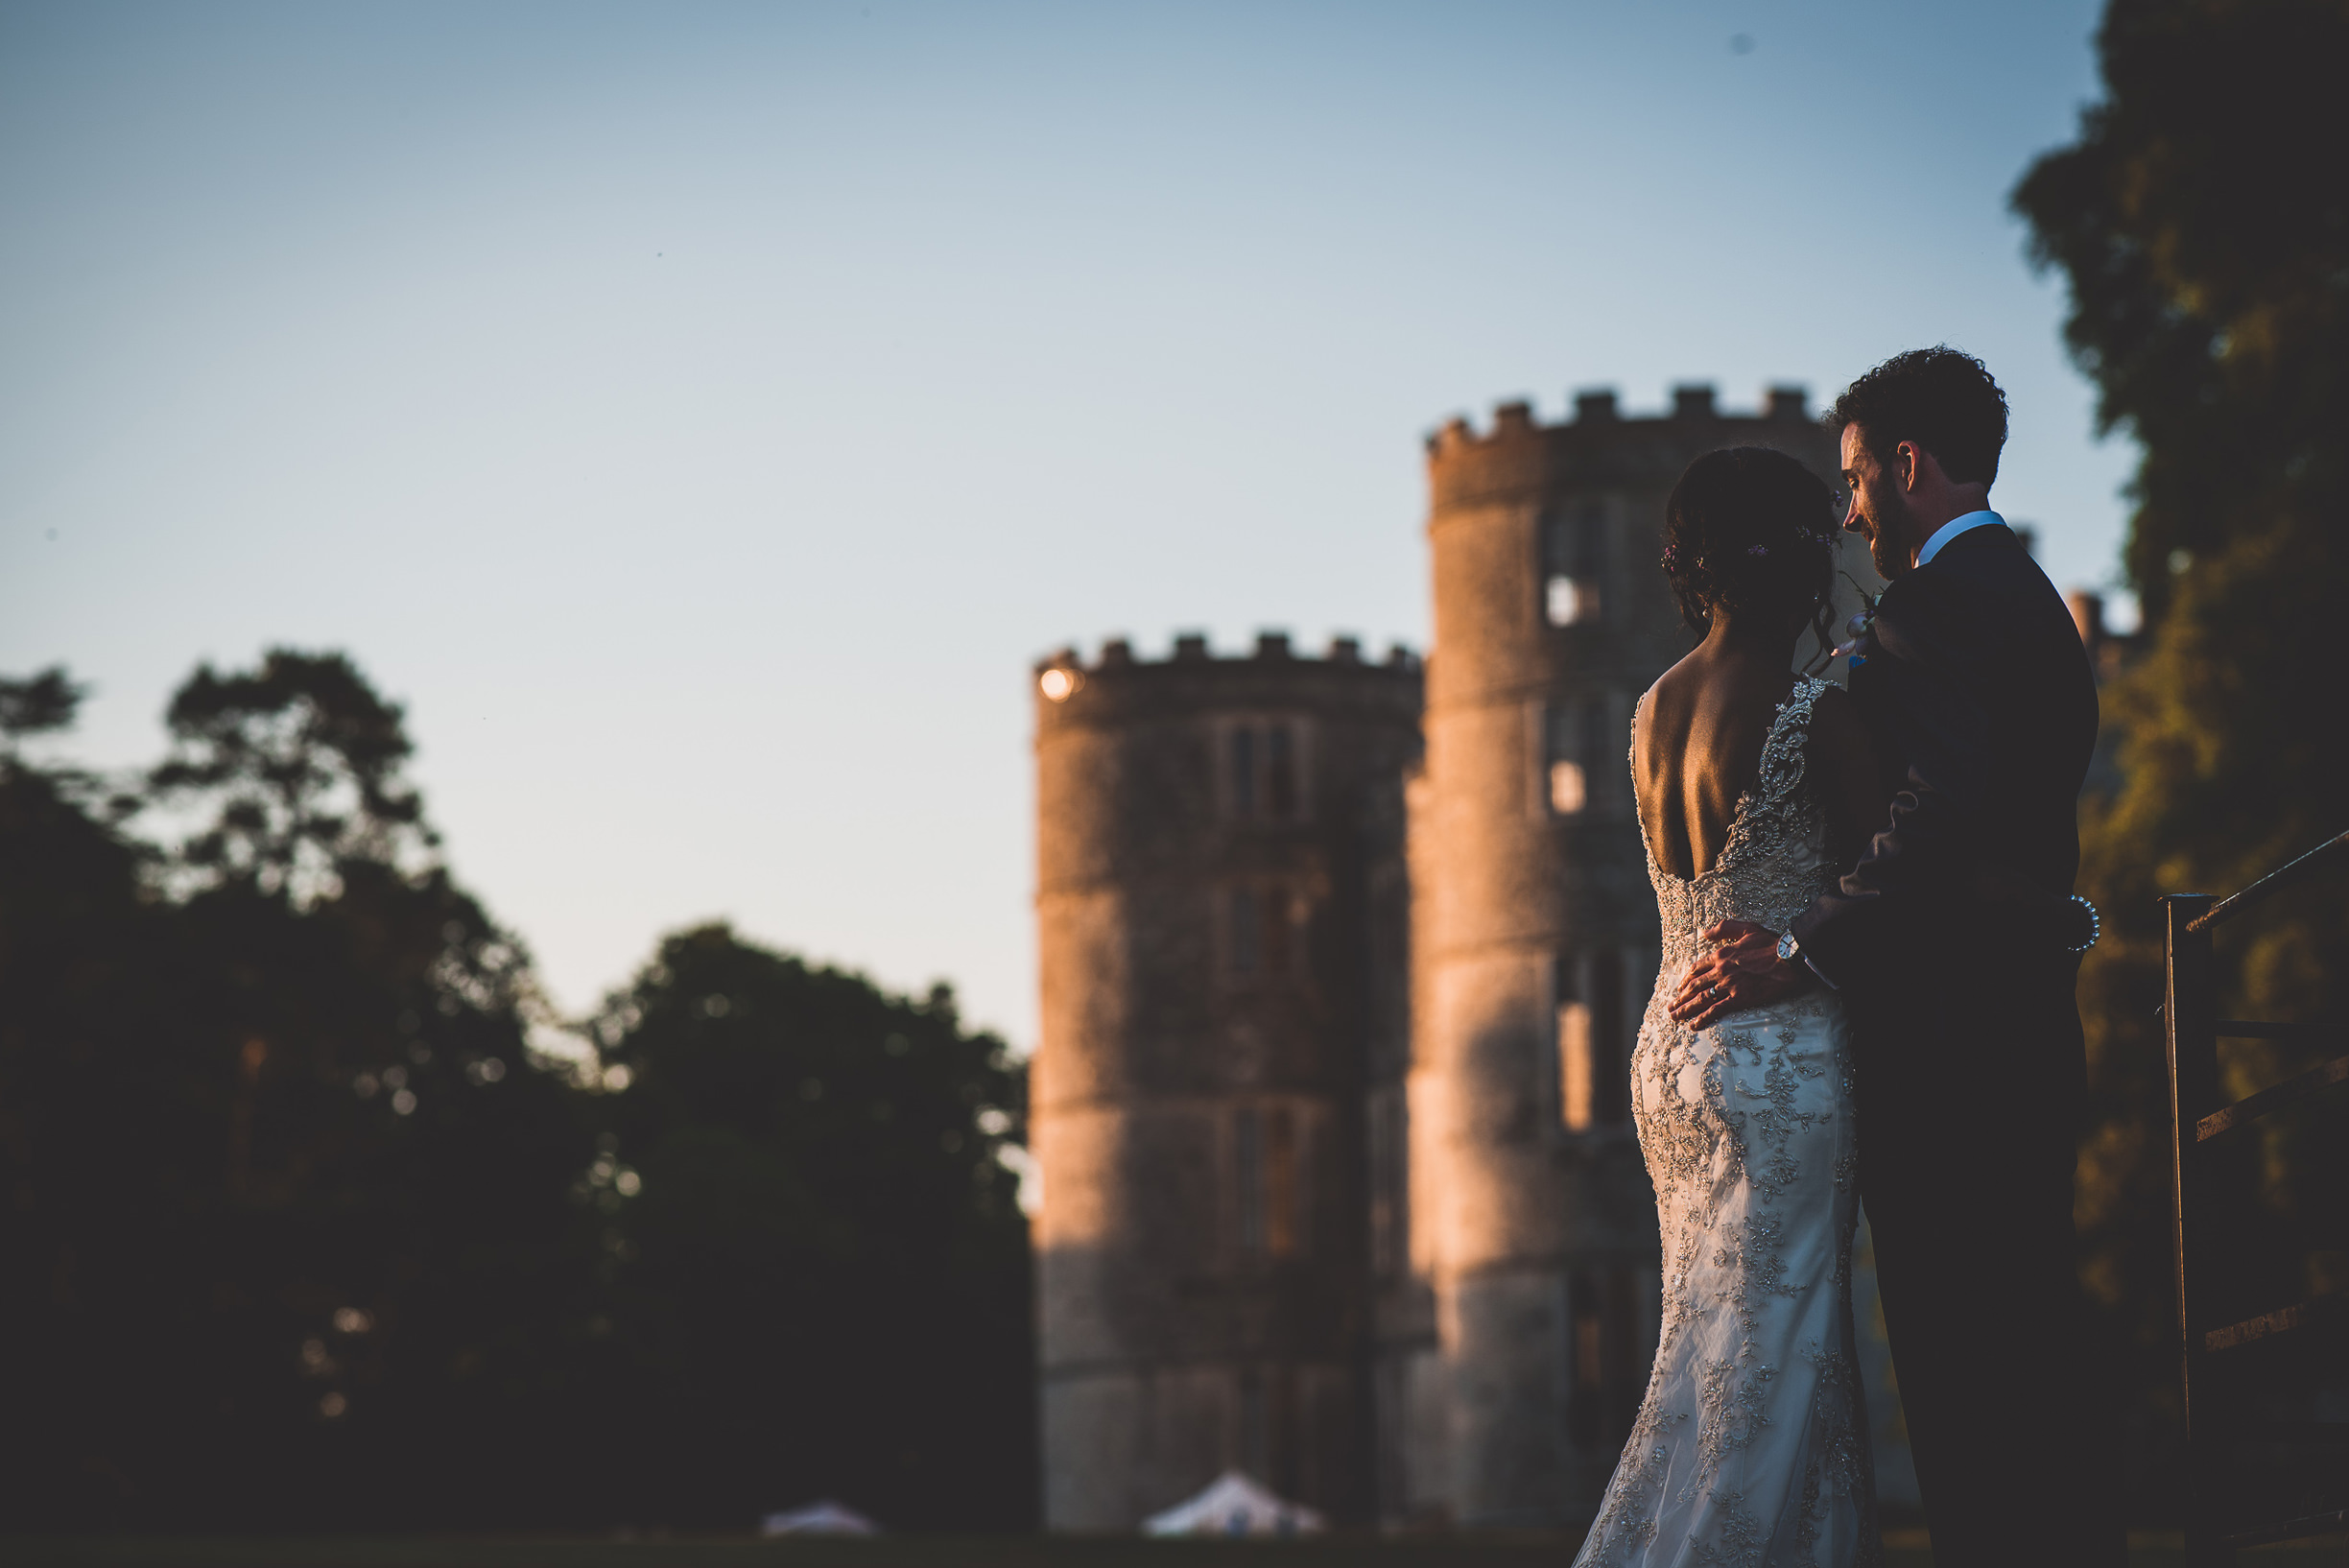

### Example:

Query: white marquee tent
xmin=1141 ymin=1471 xmax=1327 ymax=1536
xmin=758 ymin=1500 xmax=880 ymax=1535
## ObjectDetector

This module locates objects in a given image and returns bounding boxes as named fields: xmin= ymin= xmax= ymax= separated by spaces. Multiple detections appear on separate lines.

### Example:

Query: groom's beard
xmin=1860 ymin=485 xmax=1920 ymax=579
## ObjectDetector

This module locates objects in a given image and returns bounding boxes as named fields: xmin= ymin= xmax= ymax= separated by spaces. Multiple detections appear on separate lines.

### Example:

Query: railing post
xmin=2166 ymin=892 xmax=2225 ymax=1564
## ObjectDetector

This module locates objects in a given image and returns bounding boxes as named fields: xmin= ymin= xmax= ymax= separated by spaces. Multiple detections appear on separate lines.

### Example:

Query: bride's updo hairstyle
xmin=1661 ymin=446 xmax=1840 ymax=666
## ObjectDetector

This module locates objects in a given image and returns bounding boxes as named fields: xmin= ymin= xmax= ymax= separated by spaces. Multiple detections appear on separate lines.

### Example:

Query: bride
xmin=1574 ymin=446 xmax=1886 ymax=1567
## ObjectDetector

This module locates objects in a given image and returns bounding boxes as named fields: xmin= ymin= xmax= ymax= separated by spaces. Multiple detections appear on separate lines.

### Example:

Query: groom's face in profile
xmin=1839 ymin=423 xmax=1920 ymax=580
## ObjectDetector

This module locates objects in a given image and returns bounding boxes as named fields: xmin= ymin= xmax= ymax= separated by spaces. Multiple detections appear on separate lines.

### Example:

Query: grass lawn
xmin=2 ymin=1532 xmax=2344 ymax=1568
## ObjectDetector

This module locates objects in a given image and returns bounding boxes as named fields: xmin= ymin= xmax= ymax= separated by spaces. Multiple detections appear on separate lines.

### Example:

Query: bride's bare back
xmin=1635 ymin=643 xmax=1882 ymax=882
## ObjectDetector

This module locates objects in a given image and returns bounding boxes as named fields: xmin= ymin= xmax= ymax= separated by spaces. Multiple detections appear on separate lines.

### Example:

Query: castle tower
xmin=1407 ymin=386 xmax=1865 ymax=1525
xmin=1031 ymin=631 xmax=1423 ymax=1530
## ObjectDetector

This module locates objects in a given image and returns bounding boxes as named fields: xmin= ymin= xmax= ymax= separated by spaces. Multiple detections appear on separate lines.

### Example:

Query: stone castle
xmin=1030 ymin=384 xmax=1891 ymax=1530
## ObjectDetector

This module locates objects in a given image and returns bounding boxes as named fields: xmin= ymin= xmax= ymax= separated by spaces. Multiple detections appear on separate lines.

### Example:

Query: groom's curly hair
xmin=1661 ymin=446 xmax=1840 ymax=667
xmin=1827 ymin=345 xmax=2009 ymax=487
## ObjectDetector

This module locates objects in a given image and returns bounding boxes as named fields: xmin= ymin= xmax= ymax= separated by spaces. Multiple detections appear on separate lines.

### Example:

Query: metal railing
xmin=2164 ymin=829 xmax=2349 ymax=1563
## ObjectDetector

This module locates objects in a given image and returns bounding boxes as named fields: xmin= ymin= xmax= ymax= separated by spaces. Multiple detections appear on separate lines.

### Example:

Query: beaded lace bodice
xmin=1575 ymin=672 xmax=1878 ymax=1567
xmin=1640 ymin=675 xmax=1839 ymax=971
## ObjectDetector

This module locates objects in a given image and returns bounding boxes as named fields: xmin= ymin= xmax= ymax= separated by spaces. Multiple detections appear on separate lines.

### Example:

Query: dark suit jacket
xmin=1788 ymin=525 xmax=2123 ymax=1566
xmin=1788 ymin=523 xmax=2100 ymax=992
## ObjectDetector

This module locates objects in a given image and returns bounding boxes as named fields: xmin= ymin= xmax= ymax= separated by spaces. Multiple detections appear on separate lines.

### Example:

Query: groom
xmin=1672 ymin=347 xmax=2124 ymax=1566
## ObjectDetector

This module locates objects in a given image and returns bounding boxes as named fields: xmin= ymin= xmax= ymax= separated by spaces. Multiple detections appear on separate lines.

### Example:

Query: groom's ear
xmin=1893 ymin=440 xmax=1936 ymax=495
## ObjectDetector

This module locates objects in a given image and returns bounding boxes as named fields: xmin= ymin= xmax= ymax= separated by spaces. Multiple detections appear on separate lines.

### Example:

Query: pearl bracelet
xmin=2066 ymin=893 xmax=2100 ymax=953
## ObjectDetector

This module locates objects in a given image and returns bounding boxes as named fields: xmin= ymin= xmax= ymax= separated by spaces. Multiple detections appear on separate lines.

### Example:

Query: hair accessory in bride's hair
xmin=1747 ymin=544 xmax=1769 ymax=558
xmin=1661 ymin=542 xmax=1680 ymax=570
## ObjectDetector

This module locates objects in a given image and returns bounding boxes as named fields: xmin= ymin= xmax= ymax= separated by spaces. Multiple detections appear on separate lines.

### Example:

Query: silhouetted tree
xmin=582 ymin=924 xmax=1035 ymax=1530
xmin=0 ymin=670 xmax=178 ymax=1521
xmin=0 ymin=665 xmax=84 ymax=741
xmin=0 ymin=653 xmax=600 ymax=1528
xmin=2013 ymin=0 xmax=2349 ymax=1512
xmin=150 ymin=651 xmax=433 ymax=903
xmin=0 ymin=651 xmax=1038 ymax=1532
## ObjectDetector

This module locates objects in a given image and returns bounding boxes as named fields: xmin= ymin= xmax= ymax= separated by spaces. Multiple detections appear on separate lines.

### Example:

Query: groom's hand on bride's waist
xmin=1669 ymin=918 xmax=1814 ymax=1031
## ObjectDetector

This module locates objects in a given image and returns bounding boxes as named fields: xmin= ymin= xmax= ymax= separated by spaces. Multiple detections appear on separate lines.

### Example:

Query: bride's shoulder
xmin=1633 ymin=659 xmax=1693 ymax=728
xmin=1643 ymin=649 xmax=1711 ymax=715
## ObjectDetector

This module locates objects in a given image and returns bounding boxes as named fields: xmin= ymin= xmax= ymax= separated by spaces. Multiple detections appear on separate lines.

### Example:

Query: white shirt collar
xmin=1914 ymin=509 xmax=2004 ymax=568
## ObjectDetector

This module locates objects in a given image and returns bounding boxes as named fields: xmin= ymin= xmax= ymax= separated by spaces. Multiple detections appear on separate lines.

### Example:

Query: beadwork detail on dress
xmin=1573 ymin=676 xmax=1880 ymax=1567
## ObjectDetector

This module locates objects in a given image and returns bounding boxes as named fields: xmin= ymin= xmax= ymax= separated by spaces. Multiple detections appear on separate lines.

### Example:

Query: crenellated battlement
xmin=1425 ymin=382 xmax=1813 ymax=455
xmin=1033 ymin=630 xmax=1420 ymax=682
xmin=1031 ymin=630 xmax=1422 ymax=738
xmin=1424 ymin=382 xmax=1821 ymax=514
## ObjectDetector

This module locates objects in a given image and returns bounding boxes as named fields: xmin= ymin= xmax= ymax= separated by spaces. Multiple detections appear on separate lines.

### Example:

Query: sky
xmin=0 ymin=0 xmax=2136 ymax=1053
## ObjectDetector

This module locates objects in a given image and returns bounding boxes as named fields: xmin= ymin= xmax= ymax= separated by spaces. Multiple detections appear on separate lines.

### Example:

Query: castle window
xmin=1546 ymin=576 xmax=1597 ymax=626
xmin=1575 ymin=1292 xmax=1604 ymax=1396
xmin=1367 ymin=1089 xmax=1405 ymax=1276
xmin=1567 ymin=1265 xmax=1647 ymax=1449
xmin=1265 ymin=1105 xmax=1298 ymax=1257
xmin=1542 ymin=504 xmax=1607 ymax=627
xmin=1556 ymin=972 xmax=1594 ymax=1133
xmin=1556 ymin=951 xmax=1630 ymax=1131
xmin=1579 ymin=501 xmax=1609 ymax=581
xmin=1546 ymin=703 xmax=1586 ymax=815
xmin=1592 ymin=951 xmax=1628 ymax=1124
xmin=1580 ymin=700 xmax=1612 ymax=813
xmin=1238 ymin=1367 xmax=1269 ymax=1481
xmin=1266 ymin=725 xmax=1296 ymax=820
xmin=1234 ymin=1104 xmax=1300 ymax=1261
xmin=1550 ymin=758 xmax=1587 ymax=815
xmin=1235 ymin=1106 xmax=1265 ymax=1255
xmin=1547 ymin=698 xmax=1617 ymax=817
xmin=1227 ymin=721 xmax=1306 ymax=822
xmin=1265 ymin=888 xmax=1294 ymax=976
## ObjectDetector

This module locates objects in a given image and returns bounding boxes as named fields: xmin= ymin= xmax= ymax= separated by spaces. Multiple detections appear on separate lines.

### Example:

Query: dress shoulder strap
xmin=1750 ymin=675 xmax=1831 ymax=812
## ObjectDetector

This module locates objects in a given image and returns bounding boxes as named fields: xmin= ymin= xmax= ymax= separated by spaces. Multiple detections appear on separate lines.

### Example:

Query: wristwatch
xmin=1775 ymin=931 xmax=1801 ymax=964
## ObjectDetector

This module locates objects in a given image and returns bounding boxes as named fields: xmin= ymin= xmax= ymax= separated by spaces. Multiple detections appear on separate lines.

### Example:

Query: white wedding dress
xmin=1574 ymin=676 xmax=1880 ymax=1568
